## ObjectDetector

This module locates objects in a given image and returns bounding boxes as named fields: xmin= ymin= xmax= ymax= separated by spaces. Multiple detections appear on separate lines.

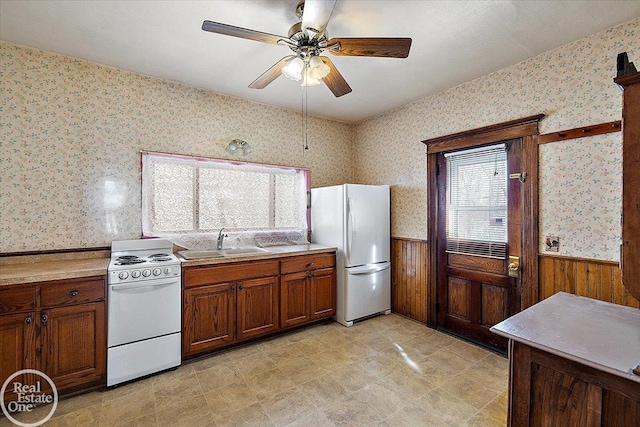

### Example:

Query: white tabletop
xmin=490 ymin=292 xmax=640 ymax=384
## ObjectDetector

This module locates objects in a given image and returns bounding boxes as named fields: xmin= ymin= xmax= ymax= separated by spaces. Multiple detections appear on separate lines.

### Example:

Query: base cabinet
xmin=280 ymin=254 xmax=336 ymax=329
xmin=183 ymin=252 xmax=336 ymax=359
xmin=42 ymin=302 xmax=106 ymax=392
xmin=0 ymin=277 xmax=106 ymax=403
xmin=183 ymin=283 xmax=235 ymax=356
xmin=236 ymin=276 xmax=279 ymax=341
xmin=182 ymin=260 xmax=280 ymax=358
xmin=509 ymin=341 xmax=640 ymax=426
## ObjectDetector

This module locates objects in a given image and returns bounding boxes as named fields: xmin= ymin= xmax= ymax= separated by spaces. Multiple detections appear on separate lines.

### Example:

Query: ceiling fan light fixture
xmin=301 ymin=72 xmax=321 ymax=87
xmin=282 ymin=57 xmax=304 ymax=81
xmin=308 ymin=55 xmax=330 ymax=79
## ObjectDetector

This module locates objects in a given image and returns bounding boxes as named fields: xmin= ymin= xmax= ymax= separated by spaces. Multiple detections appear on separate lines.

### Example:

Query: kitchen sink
xmin=178 ymin=247 xmax=270 ymax=260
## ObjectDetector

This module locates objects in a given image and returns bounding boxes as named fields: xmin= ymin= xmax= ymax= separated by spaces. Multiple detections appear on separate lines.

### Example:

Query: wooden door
xmin=236 ymin=276 xmax=279 ymax=341
xmin=41 ymin=303 xmax=106 ymax=393
xmin=310 ymin=268 xmax=336 ymax=320
xmin=183 ymin=283 xmax=235 ymax=357
xmin=436 ymin=139 xmax=523 ymax=351
xmin=0 ymin=312 xmax=36 ymax=406
xmin=280 ymin=272 xmax=310 ymax=329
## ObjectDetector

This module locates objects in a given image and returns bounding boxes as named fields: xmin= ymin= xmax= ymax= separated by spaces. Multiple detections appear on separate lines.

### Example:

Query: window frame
xmin=141 ymin=151 xmax=310 ymax=238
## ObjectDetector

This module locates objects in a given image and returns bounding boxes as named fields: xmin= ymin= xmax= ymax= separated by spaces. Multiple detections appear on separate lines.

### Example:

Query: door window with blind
xmin=445 ymin=144 xmax=507 ymax=259
xmin=141 ymin=152 xmax=310 ymax=248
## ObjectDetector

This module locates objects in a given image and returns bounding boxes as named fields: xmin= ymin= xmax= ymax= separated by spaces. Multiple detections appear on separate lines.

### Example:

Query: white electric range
xmin=107 ymin=239 xmax=181 ymax=386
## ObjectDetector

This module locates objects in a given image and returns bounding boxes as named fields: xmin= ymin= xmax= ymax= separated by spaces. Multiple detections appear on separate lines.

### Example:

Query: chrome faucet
xmin=217 ymin=228 xmax=228 ymax=250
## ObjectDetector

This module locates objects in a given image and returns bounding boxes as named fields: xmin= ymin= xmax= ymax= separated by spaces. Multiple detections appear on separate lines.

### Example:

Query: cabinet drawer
xmin=184 ymin=260 xmax=279 ymax=288
xmin=0 ymin=286 xmax=36 ymax=314
xmin=280 ymin=253 xmax=336 ymax=274
xmin=40 ymin=277 xmax=105 ymax=307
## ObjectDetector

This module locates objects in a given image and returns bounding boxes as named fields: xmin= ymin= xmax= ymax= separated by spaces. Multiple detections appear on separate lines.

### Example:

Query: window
xmin=445 ymin=144 xmax=507 ymax=258
xmin=142 ymin=152 xmax=310 ymax=245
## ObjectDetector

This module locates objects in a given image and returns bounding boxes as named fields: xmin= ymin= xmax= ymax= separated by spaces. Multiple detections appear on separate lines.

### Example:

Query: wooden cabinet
xmin=41 ymin=302 xmax=106 ymax=392
xmin=0 ymin=277 xmax=106 ymax=402
xmin=183 ymin=251 xmax=337 ymax=359
xmin=614 ymin=70 xmax=640 ymax=301
xmin=510 ymin=342 xmax=640 ymax=426
xmin=236 ymin=276 xmax=279 ymax=340
xmin=0 ymin=311 xmax=36 ymax=403
xmin=491 ymin=293 xmax=640 ymax=427
xmin=280 ymin=254 xmax=336 ymax=329
xmin=310 ymin=267 xmax=336 ymax=320
xmin=281 ymin=271 xmax=311 ymax=328
xmin=183 ymin=260 xmax=279 ymax=357
xmin=183 ymin=283 xmax=235 ymax=356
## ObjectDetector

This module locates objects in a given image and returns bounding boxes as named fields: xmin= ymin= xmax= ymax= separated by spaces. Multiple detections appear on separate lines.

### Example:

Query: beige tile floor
xmin=1 ymin=314 xmax=508 ymax=426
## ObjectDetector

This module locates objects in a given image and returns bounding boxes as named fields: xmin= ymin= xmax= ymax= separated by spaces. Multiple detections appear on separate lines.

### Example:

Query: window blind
xmin=445 ymin=144 xmax=507 ymax=259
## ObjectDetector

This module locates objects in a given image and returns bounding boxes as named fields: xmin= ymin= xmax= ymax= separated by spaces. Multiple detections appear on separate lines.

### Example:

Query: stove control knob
xmin=164 ymin=267 xmax=172 ymax=275
xmin=118 ymin=271 xmax=129 ymax=280
xmin=131 ymin=270 xmax=141 ymax=278
xmin=142 ymin=269 xmax=151 ymax=277
xmin=152 ymin=268 xmax=161 ymax=276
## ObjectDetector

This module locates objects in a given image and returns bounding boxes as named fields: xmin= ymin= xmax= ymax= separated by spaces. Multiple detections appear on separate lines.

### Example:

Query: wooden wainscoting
xmin=539 ymin=254 xmax=640 ymax=308
xmin=391 ymin=237 xmax=429 ymax=323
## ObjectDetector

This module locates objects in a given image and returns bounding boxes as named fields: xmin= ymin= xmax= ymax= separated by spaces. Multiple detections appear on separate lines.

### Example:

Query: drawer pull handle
xmin=70 ymin=290 xmax=79 ymax=297
xmin=238 ymin=285 xmax=244 ymax=290
xmin=41 ymin=314 xmax=48 ymax=323
xmin=230 ymin=285 xmax=235 ymax=291
xmin=25 ymin=316 xmax=32 ymax=325
xmin=307 ymin=262 xmax=315 ymax=268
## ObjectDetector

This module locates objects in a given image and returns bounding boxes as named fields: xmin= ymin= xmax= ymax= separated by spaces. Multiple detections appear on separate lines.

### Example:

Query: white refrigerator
xmin=311 ymin=184 xmax=391 ymax=326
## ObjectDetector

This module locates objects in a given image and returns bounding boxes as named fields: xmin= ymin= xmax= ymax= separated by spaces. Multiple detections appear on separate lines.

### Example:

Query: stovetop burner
xmin=150 ymin=257 xmax=173 ymax=262
xmin=114 ymin=258 xmax=145 ymax=265
xmin=148 ymin=253 xmax=171 ymax=258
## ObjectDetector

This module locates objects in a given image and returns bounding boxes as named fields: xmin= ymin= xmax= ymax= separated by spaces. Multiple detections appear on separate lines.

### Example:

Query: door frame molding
xmin=422 ymin=114 xmax=544 ymax=327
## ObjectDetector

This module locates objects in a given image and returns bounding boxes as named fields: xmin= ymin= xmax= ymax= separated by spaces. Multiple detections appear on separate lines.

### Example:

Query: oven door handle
xmin=110 ymin=279 xmax=178 ymax=292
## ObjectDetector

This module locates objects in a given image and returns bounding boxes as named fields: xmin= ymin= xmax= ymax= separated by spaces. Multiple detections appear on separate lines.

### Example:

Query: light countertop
xmin=0 ymin=244 xmax=337 ymax=286
xmin=177 ymin=244 xmax=337 ymax=267
xmin=490 ymin=292 xmax=640 ymax=384
xmin=0 ymin=257 xmax=110 ymax=286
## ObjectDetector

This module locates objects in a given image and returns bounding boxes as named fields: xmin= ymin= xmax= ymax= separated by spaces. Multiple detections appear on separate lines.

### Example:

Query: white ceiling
xmin=1 ymin=1 xmax=639 ymax=123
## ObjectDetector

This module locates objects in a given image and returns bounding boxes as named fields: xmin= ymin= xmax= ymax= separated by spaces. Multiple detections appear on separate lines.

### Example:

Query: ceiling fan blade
xmin=327 ymin=37 xmax=412 ymax=58
xmin=249 ymin=56 xmax=295 ymax=89
xmin=320 ymin=57 xmax=352 ymax=97
xmin=302 ymin=0 xmax=337 ymax=36
xmin=202 ymin=21 xmax=284 ymax=45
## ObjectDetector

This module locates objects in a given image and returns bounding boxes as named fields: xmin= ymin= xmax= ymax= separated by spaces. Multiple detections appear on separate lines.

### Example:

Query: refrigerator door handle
xmin=346 ymin=196 xmax=353 ymax=261
xmin=348 ymin=263 xmax=391 ymax=275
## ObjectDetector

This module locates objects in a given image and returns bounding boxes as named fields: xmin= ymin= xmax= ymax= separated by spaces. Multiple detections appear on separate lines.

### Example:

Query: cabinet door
xmin=41 ymin=303 xmax=106 ymax=393
xmin=236 ymin=276 xmax=279 ymax=341
xmin=1 ymin=312 xmax=36 ymax=405
xmin=311 ymin=268 xmax=336 ymax=320
xmin=183 ymin=283 xmax=235 ymax=357
xmin=280 ymin=272 xmax=310 ymax=329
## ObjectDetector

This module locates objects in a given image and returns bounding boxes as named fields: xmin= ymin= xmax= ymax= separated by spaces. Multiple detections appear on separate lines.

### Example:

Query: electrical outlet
xmin=545 ymin=236 xmax=559 ymax=252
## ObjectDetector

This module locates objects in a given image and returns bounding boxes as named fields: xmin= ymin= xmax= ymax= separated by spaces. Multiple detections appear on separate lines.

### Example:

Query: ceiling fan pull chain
xmin=302 ymin=84 xmax=309 ymax=154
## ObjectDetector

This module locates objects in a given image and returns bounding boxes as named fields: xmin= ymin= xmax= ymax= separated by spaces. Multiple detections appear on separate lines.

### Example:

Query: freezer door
xmin=345 ymin=184 xmax=390 ymax=267
xmin=344 ymin=262 xmax=391 ymax=322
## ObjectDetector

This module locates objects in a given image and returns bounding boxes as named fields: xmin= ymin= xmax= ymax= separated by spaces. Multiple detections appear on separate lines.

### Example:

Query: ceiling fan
xmin=201 ymin=0 xmax=412 ymax=97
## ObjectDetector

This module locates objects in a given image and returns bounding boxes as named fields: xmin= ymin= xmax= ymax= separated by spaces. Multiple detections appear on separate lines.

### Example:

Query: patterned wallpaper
xmin=2 ymin=17 xmax=638 ymax=259
xmin=353 ymin=18 xmax=639 ymax=261
xmin=0 ymin=42 xmax=353 ymax=252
